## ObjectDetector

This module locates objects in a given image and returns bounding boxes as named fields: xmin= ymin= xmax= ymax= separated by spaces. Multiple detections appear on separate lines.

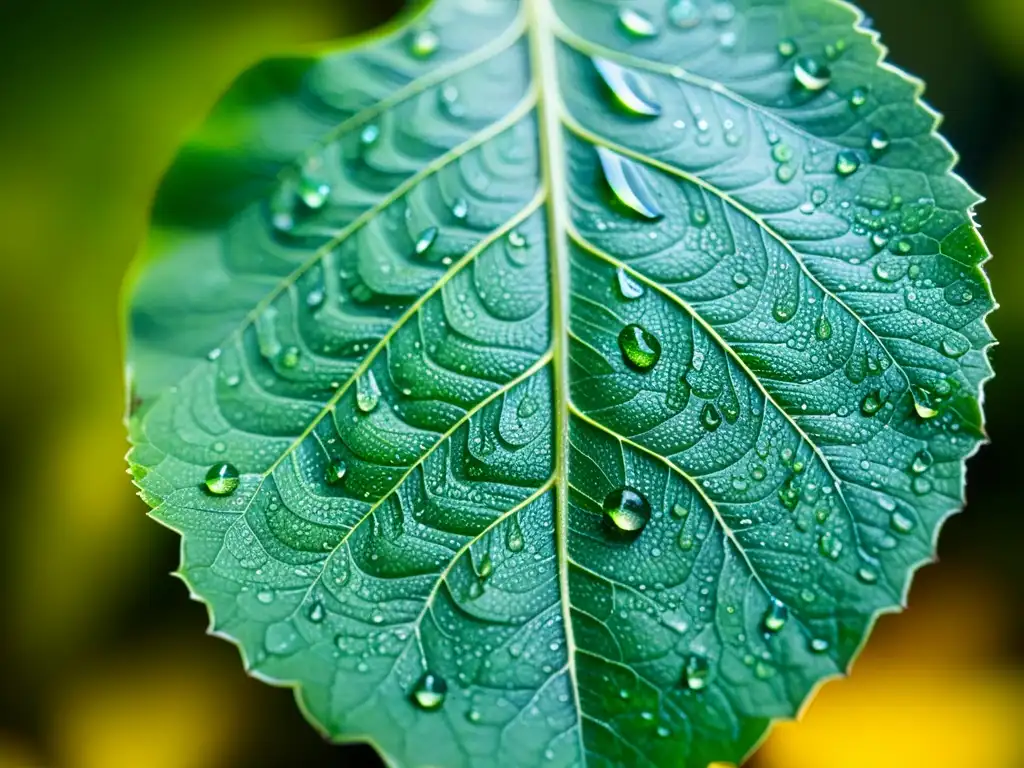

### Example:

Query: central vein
xmin=526 ymin=0 xmax=584 ymax=752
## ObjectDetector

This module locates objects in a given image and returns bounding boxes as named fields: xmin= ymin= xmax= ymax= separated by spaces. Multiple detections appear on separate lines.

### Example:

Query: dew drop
xmin=793 ymin=57 xmax=832 ymax=91
xmin=451 ymin=197 xmax=469 ymax=221
xmin=308 ymin=602 xmax=325 ymax=623
xmin=264 ymin=621 xmax=299 ymax=655
xmin=603 ymin=487 xmax=651 ymax=534
xmin=299 ymin=165 xmax=331 ymax=210
xmin=910 ymin=449 xmax=934 ymax=475
xmin=506 ymin=516 xmax=525 ymax=552
xmin=860 ymin=391 xmax=883 ymax=417
xmin=593 ymin=58 xmax=662 ymax=118
xmin=890 ymin=510 xmax=915 ymax=534
xmin=668 ymin=0 xmax=701 ymax=29
xmin=325 ymin=460 xmax=348 ymax=486
xmin=360 ymin=123 xmax=380 ymax=147
xmin=733 ymin=271 xmax=750 ymax=287
xmin=414 ymin=226 xmax=439 ymax=256
xmin=810 ymin=638 xmax=830 ymax=654
xmin=869 ymin=129 xmax=891 ymax=153
xmin=940 ymin=334 xmax=970 ymax=359
xmin=615 ymin=267 xmax=645 ymax=300
xmin=763 ymin=599 xmax=788 ymax=633
xmin=835 ymin=151 xmax=860 ymax=177
xmin=818 ymin=532 xmax=843 ymax=560
xmin=617 ymin=8 xmax=658 ymax=38
xmin=914 ymin=401 xmax=939 ymax=420
xmin=857 ymin=567 xmax=879 ymax=584
xmin=683 ymin=655 xmax=710 ymax=691
xmin=204 ymin=463 xmax=240 ymax=496
xmin=912 ymin=476 xmax=933 ymax=496
xmin=411 ymin=671 xmax=447 ymax=710
xmin=618 ymin=324 xmax=662 ymax=372
xmin=672 ymin=503 xmax=689 ymax=519
xmin=815 ymin=314 xmax=833 ymax=341
xmin=356 ymin=371 xmax=381 ymax=413
xmin=597 ymin=146 xmax=663 ymax=220
xmin=701 ymin=403 xmax=723 ymax=432
xmin=849 ymin=87 xmax=868 ymax=108
xmin=280 ymin=346 xmax=301 ymax=369
xmin=408 ymin=28 xmax=440 ymax=59
xmin=777 ymin=38 xmax=797 ymax=58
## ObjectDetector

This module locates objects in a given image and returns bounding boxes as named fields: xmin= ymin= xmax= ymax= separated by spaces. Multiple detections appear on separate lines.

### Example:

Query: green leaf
xmin=124 ymin=0 xmax=995 ymax=765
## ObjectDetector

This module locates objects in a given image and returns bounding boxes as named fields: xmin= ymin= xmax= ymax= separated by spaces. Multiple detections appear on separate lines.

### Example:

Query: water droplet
xmin=869 ymin=129 xmax=891 ymax=153
xmin=940 ymin=334 xmax=970 ymax=359
xmin=617 ymin=8 xmax=658 ymax=38
xmin=264 ymin=621 xmax=299 ymax=655
xmin=299 ymin=165 xmax=330 ymax=210
xmin=810 ymin=638 xmax=830 ymax=653
xmin=359 ymin=123 xmax=380 ymax=148
xmin=618 ymin=324 xmax=662 ymax=372
xmin=270 ymin=180 xmax=298 ymax=232
xmin=356 ymin=371 xmax=381 ymax=413
xmin=668 ymin=0 xmax=701 ymax=29
xmin=763 ymin=599 xmax=788 ymax=633
xmin=818 ymin=532 xmax=843 ymax=560
xmin=835 ymin=151 xmax=860 ymax=177
xmin=815 ymin=314 xmax=833 ymax=341
xmin=733 ymin=271 xmax=750 ymax=287
xmin=603 ymin=487 xmax=651 ymax=534
xmin=280 ymin=346 xmax=301 ymax=369
xmin=506 ymin=516 xmax=525 ymax=552
xmin=890 ymin=510 xmax=915 ymax=534
xmin=914 ymin=400 xmax=939 ymax=420
xmin=411 ymin=671 xmax=447 ymax=710
xmin=857 ymin=567 xmax=879 ymax=584
xmin=910 ymin=449 xmax=934 ymax=475
xmin=793 ymin=57 xmax=832 ymax=91
xmin=308 ymin=602 xmax=325 ymax=623
xmin=615 ymin=267 xmax=645 ymax=300
xmin=777 ymin=38 xmax=797 ymax=58
xmin=408 ymin=28 xmax=439 ymax=59
xmin=860 ymin=391 xmax=883 ymax=417
xmin=325 ymin=460 xmax=348 ymax=486
xmin=701 ymin=403 xmax=723 ymax=432
xmin=874 ymin=262 xmax=899 ymax=283
xmin=508 ymin=230 xmax=528 ymax=249
xmin=593 ymin=58 xmax=662 ymax=118
xmin=912 ymin=476 xmax=933 ymax=496
xmin=477 ymin=553 xmax=494 ymax=580
xmin=672 ymin=504 xmax=689 ymax=519
xmin=597 ymin=146 xmax=663 ymax=220
xmin=414 ymin=226 xmax=439 ymax=256
xmin=773 ymin=294 xmax=797 ymax=323
xmin=204 ymin=463 xmax=240 ymax=496
xmin=678 ymin=531 xmax=694 ymax=551
xmin=849 ymin=87 xmax=868 ymax=108
xmin=683 ymin=655 xmax=710 ymax=691
xmin=451 ymin=197 xmax=469 ymax=221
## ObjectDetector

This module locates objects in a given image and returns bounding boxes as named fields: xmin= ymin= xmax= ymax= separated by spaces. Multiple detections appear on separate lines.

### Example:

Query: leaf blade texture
xmin=125 ymin=1 xmax=995 ymax=765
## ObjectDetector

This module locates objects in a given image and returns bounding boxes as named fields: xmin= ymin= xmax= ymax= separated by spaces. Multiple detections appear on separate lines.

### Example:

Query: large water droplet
xmin=793 ymin=57 xmax=832 ymax=91
xmin=914 ymin=400 xmax=939 ymax=420
xmin=777 ymin=38 xmax=797 ymax=58
xmin=205 ymin=462 xmax=240 ymax=496
xmin=890 ymin=510 xmax=915 ymax=534
xmin=683 ymin=655 xmax=710 ymax=691
xmin=506 ymin=516 xmax=525 ymax=552
xmin=299 ymin=164 xmax=331 ymax=210
xmin=618 ymin=324 xmax=662 ymax=372
xmin=835 ymin=151 xmax=860 ymax=177
xmin=356 ymin=371 xmax=381 ymax=413
xmin=810 ymin=637 xmax=830 ymax=654
xmin=940 ymin=334 xmax=970 ymax=359
xmin=325 ymin=460 xmax=348 ymax=486
xmin=763 ymin=599 xmax=788 ymax=633
xmin=815 ymin=314 xmax=833 ymax=341
xmin=414 ymin=226 xmax=439 ymax=256
xmin=408 ymin=28 xmax=440 ymax=59
xmin=603 ymin=487 xmax=651 ymax=534
xmin=411 ymin=671 xmax=447 ymax=710
xmin=849 ymin=87 xmax=869 ymax=108
xmin=615 ymin=267 xmax=645 ymax=300
xmin=910 ymin=449 xmax=934 ymax=475
xmin=818 ymin=532 xmax=843 ymax=560
xmin=860 ymin=391 xmax=883 ymax=417
xmin=593 ymin=58 xmax=662 ymax=118
xmin=869 ymin=129 xmax=891 ymax=153
xmin=617 ymin=8 xmax=658 ymax=38
xmin=701 ymin=403 xmax=722 ymax=432
xmin=451 ymin=197 xmax=469 ymax=221
xmin=668 ymin=0 xmax=701 ymax=29
xmin=597 ymin=147 xmax=663 ymax=220
xmin=264 ymin=621 xmax=299 ymax=655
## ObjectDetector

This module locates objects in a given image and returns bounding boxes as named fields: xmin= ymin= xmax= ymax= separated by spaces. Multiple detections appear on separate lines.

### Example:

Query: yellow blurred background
xmin=0 ymin=1 xmax=1019 ymax=767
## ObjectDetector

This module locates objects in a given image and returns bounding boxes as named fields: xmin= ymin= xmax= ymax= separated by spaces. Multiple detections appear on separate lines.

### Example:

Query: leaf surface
xmin=125 ymin=1 xmax=994 ymax=765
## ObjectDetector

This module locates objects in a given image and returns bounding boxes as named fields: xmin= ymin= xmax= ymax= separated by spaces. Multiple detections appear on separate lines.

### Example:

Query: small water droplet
xmin=793 ymin=57 xmax=832 ymax=91
xmin=597 ymin=146 xmax=663 ymax=220
xmin=299 ymin=164 xmax=330 ymax=210
xmin=890 ymin=510 xmax=915 ymax=534
xmin=411 ymin=671 xmax=447 ymax=710
xmin=940 ymin=334 xmax=970 ymax=359
xmin=672 ymin=503 xmax=689 ymax=519
xmin=408 ymin=28 xmax=440 ymax=59
xmin=414 ymin=226 xmax=439 ymax=256
xmin=603 ymin=487 xmax=651 ymax=534
xmin=506 ymin=516 xmax=525 ymax=552
xmin=280 ymin=346 xmax=301 ymax=369
xmin=701 ymin=403 xmax=723 ymax=432
xmin=451 ymin=197 xmax=469 ymax=221
xmin=264 ymin=621 xmax=299 ymax=655
xmin=914 ymin=400 xmax=939 ymax=420
xmin=617 ymin=7 xmax=658 ymax=38
xmin=860 ymin=391 xmax=883 ymax=417
xmin=668 ymin=0 xmax=701 ymax=29
xmin=356 ymin=371 xmax=381 ymax=413
xmin=849 ymin=87 xmax=868 ymax=108
xmin=615 ymin=267 xmax=645 ymax=300
xmin=818 ymin=532 xmax=843 ymax=560
xmin=810 ymin=638 xmax=830 ymax=653
xmin=763 ymin=599 xmax=788 ymax=633
xmin=308 ymin=602 xmax=325 ymax=623
xmin=204 ymin=463 xmax=240 ymax=496
xmin=869 ymin=129 xmax=891 ymax=153
xmin=857 ymin=567 xmax=879 ymax=584
xmin=618 ymin=324 xmax=662 ymax=372
xmin=360 ymin=123 xmax=380 ymax=148
xmin=835 ymin=151 xmax=860 ymax=177
xmin=683 ymin=655 xmax=710 ymax=691
xmin=815 ymin=314 xmax=833 ymax=341
xmin=912 ymin=476 xmax=933 ymax=496
xmin=910 ymin=450 xmax=934 ymax=475
xmin=733 ymin=271 xmax=750 ymax=287
xmin=777 ymin=38 xmax=797 ymax=58
xmin=325 ymin=460 xmax=348 ymax=486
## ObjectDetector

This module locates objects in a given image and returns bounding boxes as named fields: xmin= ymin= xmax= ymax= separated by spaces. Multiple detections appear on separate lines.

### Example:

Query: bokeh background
xmin=0 ymin=1 xmax=1020 ymax=766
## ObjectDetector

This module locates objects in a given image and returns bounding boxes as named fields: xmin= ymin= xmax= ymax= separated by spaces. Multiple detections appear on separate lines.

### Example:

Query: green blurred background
xmin=0 ymin=1 xmax=1020 ymax=766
